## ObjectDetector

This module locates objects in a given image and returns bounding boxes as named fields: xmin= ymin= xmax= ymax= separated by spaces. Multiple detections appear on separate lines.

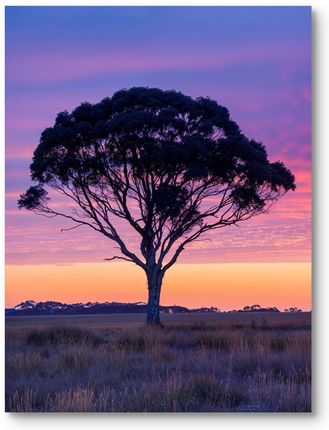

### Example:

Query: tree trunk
xmin=146 ymin=268 xmax=163 ymax=326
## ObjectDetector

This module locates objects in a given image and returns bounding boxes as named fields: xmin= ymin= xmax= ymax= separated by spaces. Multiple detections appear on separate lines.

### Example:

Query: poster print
xmin=5 ymin=6 xmax=311 ymax=412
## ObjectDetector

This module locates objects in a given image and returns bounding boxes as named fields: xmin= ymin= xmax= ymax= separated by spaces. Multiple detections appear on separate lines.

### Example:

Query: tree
xmin=285 ymin=307 xmax=302 ymax=313
xmin=18 ymin=87 xmax=296 ymax=326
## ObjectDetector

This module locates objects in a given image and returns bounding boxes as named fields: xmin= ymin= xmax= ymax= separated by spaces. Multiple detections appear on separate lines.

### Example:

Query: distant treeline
xmin=230 ymin=305 xmax=303 ymax=313
xmin=5 ymin=300 xmax=305 ymax=316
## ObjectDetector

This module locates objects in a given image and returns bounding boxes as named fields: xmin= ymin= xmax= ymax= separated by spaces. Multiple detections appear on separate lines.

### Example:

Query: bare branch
xmin=60 ymin=223 xmax=86 ymax=232
xmin=104 ymin=256 xmax=134 ymax=263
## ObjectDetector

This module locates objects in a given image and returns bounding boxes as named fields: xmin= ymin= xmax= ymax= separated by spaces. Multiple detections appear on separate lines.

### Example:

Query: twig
xmin=104 ymin=256 xmax=133 ymax=263
xmin=60 ymin=223 xmax=85 ymax=232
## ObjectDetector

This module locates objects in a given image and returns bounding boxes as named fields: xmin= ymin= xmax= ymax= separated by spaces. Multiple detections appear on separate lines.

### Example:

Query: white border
xmin=1 ymin=0 xmax=328 ymax=428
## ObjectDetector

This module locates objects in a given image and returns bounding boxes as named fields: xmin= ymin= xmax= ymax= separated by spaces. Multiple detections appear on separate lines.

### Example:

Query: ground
xmin=5 ymin=312 xmax=311 ymax=412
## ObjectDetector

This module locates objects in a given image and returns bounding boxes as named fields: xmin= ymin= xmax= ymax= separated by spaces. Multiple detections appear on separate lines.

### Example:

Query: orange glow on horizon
xmin=6 ymin=262 xmax=311 ymax=311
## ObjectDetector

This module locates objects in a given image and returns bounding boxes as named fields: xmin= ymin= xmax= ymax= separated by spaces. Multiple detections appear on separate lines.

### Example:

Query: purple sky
xmin=5 ymin=6 xmax=311 ymax=265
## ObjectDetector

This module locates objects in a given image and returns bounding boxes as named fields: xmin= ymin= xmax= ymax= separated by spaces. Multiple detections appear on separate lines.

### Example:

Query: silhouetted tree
xmin=18 ymin=87 xmax=295 ymax=325
xmin=266 ymin=307 xmax=280 ymax=312
xmin=285 ymin=307 xmax=302 ymax=313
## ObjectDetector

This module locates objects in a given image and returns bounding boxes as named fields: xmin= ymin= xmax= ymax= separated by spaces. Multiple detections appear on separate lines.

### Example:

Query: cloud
xmin=7 ymin=40 xmax=308 ymax=85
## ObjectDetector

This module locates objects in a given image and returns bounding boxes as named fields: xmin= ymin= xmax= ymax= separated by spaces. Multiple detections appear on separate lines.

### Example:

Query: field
xmin=5 ymin=312 xmax=311 ymax=413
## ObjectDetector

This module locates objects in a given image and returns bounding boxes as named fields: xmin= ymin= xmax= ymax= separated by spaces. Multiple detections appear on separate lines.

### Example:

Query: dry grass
xmin=5 ymin=312 xmax=311 ymax=412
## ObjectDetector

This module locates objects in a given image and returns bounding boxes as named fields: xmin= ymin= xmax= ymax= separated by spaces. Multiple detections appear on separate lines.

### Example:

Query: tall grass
xmin=5 ymin=313 xmax=311 ymax=412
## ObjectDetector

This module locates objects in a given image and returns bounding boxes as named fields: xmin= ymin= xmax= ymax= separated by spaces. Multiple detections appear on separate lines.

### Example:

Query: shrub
xmin=27 ymin=327 xmax=104 ymax=347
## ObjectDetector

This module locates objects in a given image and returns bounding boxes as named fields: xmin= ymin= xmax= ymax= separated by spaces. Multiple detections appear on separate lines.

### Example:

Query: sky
xmin=5 ymin=6 xmax=312 ymax=309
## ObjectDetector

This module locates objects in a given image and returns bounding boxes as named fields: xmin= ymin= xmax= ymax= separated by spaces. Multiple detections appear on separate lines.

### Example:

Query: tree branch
xmin=104 ymin=256 xmax=134 ymax=263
